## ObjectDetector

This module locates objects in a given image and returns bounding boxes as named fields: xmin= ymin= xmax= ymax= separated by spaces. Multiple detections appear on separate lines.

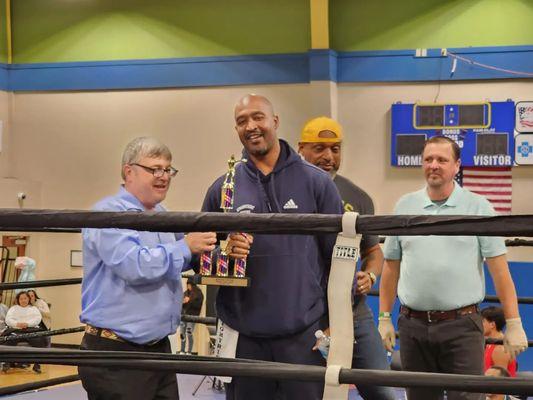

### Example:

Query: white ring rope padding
xmin=323 ymin=212 xmax=362 ymax=400
xmin=325 ymin=365 xmax=342 ymax=386
xmin=341 ymin=211 xmax=358 ymax=238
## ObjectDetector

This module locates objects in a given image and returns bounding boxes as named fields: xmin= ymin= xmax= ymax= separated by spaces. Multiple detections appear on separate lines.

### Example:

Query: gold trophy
xmin=197 ymin=155 xmax=250 ymax=287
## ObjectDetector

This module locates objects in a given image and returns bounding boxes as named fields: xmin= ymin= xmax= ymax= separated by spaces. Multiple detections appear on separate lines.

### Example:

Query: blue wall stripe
xmin=6 ymin=53 xmax=309 ymax=91
xmin=337 ymin=46 xmax=533 ymax=82
xmin=309 ymin=49 xmax=338 ymax=82
xmin=0 ymin=45 xmax=531 ymax=91
xmin=0 ymin=64 xmax=8 ymax=89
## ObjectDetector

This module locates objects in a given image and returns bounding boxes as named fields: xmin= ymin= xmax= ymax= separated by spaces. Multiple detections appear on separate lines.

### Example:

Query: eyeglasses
xmin=131 ymin=163 xmax=179 ymax=178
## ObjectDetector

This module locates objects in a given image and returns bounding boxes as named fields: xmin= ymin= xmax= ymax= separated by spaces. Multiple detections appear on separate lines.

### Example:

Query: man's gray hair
xmin=121 ymin=137 xmax=172 ymax=179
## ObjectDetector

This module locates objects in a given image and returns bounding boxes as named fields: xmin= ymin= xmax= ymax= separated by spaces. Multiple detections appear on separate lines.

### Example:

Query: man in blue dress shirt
xmin=79 ymin=137 xmax=216 ymax=400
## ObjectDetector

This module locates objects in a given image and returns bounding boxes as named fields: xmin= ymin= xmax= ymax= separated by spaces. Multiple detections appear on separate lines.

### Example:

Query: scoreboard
xmin=391 ymin=101 xmax=515 ymax=167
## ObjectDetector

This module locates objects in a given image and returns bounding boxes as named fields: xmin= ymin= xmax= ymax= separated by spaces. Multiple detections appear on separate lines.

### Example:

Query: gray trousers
xmin=398 ymin=312 xmax=484 ymax=400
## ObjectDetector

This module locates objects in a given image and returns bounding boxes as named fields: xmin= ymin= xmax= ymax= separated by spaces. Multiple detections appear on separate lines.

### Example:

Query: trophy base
xmin=190 ymin=274 xmax=251 ymax=287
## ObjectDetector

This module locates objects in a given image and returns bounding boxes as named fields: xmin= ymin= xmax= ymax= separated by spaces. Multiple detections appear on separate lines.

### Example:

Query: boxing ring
xmin=1 ymin=209 xmax=533 ymax=399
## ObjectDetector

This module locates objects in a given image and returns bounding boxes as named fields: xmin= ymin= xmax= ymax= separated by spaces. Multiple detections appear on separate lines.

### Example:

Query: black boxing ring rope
xmin=1 ymin=209 xmax=533 ymax=396
xmin=1 ymin=209 xmax=533 ymax=236
xmin=0 ymin=374 xmax=81 ymax=397
xmin=378 ymin=236 xmax=533 ymax=246
xmin=1 ymin=347 xmax=533 ymax=395
xmin=0 ymin=315 xmax=216 ymax=343
xmin=365 ymin=289 xmax=533 ymax=305
xmin=3 ymin=326 xmax=532 ymax=348
xmin=0 ymin=278 xmax=82 ymax=290
xmin=4 ymin=278 xmax=533 ymax=305
xmin=0 ymin=327 xmax=85 ymax=343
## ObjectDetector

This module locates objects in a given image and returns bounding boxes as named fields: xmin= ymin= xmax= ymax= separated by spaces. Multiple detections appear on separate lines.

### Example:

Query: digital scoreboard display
xmin=392 ymin=101 xmax=515 ymax=167
xmin=417 ymin=106 xmax=443 ymax=127
xmin=396 ymin=134 xmax=427 ymax=155
xmin=477 ymin=133 xmax=508 ymax=155
xmin=414 ymin=103 xmax=490 ymax=129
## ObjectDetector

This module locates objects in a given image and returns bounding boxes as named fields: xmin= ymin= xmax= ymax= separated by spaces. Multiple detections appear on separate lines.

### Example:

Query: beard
xmin=246 ymin=140 xmax=272 ymax=157
xmin=250 ymin=146 xmax=269 ymax=157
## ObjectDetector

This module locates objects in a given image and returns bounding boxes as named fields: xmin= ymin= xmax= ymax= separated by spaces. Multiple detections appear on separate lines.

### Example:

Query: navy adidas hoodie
xmin=202 ymin=139 xmax=343 ymax=337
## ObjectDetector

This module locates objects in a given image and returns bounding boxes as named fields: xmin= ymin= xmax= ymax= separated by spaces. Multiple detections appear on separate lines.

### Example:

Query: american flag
xmin=455 ymin=167 xmax=512 ymax=215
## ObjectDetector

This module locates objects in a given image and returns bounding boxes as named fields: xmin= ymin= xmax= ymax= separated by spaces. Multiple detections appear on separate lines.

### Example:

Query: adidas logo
xmin=283 ymin=199 xmax=299 ymax=210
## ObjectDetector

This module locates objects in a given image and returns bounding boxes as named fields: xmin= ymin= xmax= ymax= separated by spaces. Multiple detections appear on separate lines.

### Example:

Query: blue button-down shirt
xmin=80 ymin=186 xmax=191 ymax=344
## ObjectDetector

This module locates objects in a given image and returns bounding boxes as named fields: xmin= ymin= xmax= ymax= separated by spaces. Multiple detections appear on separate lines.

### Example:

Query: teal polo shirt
xmin=383 ymin=183 xmax=506 ymax=311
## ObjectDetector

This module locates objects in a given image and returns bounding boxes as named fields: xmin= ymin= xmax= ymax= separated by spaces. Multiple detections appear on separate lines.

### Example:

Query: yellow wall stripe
xmin=310 ymin=0 xmax=329 ymax=49
xmin=6 ymin=0 xmax=12 ymax=64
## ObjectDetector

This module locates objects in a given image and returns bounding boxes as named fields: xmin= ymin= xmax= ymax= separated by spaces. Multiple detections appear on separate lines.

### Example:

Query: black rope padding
xmin=0 ymin=327 xmax=84 ymax=343
xmin=366 ymin=289 xmax=533 ymax=305
xmin=0 ymin=317 xmax=214 ymax=342
xmin=0 ymin=346 xmax=286 ymax=365
xmin=0 ymin=374 xmax=80 ymax=396
xmin=0 ymin=277 xmax=82 ymax=290
xmin=1 ymin=347 xmax=532 ymax=395
xmin=390 ymin=334 xmax=533 ymax=348
xmin=2 ymin=227 xmax=82 ymax=233
xmin=506 ymin=238 xmax=533 ymax=247
xmin=2 ymin=209 xmax=533 ymax=236
xmin=180 ymin=315 xmax=216 ymax=325
xmin=483 ymin=294 xmax=533 ymax=305
xmin=3 ymin=278 xmax=533 ymax=306
xmin=485 ymin=337 xmax=533 ymax=347
xmin=0 ymin=319 xmax=206 ymax=344
xmin=379 ymin=237 xmax=533 ymax=246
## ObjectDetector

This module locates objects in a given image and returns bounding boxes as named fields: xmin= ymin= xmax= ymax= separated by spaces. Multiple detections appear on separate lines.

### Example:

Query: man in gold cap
xmin=299 ymin=116 xmax=395 ymax=400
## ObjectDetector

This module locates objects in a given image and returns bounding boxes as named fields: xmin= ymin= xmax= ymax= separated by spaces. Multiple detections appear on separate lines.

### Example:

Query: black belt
xmin=401 ymin=304 xmax=479 ymax=323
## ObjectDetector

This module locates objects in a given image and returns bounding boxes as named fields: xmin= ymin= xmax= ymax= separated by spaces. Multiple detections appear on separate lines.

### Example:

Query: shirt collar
xmin=422 ymin=182 xmax=462 ymax=209
xmin=117 ymin=185 xmax=166 ymax=212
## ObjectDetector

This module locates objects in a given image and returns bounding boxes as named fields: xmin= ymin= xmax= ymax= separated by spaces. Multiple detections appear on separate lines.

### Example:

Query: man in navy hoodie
xmin=202 ymin=94 xmax=343 ymax=400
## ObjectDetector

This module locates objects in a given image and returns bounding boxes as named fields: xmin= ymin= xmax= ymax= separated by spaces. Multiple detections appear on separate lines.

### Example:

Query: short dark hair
xmin=487 ymin=366 xmax=510 ymax=378
xmin=423 ymin=136 xmax=461 ymax=161
xmin=15 ymin=291 xmax=30 ymax=306
xmin=481 ymin=306 xmax=506 ymax=331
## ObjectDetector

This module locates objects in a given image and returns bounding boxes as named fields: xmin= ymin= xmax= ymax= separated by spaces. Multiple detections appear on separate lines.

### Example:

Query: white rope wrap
xmin=325 ymin=364 xmax=342 ymax=386
xmin=341 ymin=211 xmax=357 ymax=238
xmin=323 ymin=212 xmax=361 ymax=399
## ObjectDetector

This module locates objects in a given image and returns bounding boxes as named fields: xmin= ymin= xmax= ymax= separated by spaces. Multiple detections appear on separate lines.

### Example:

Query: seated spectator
xmin=28 ymin=289 xmax=51 ymax=348
xmin=179 ymin=280 xmax=204 ymax=355
xmin=482 ymin=306 xmax=517 ymax=377
xmin=27 ymin=290 xmax=51 ymax=330
xmin=0 ymin=292 xmax=8 ymax=333
xmin=485 ymin=366 xmax=519 ymax=400
xmin=2 ymin=291 xmax=47 ymax=373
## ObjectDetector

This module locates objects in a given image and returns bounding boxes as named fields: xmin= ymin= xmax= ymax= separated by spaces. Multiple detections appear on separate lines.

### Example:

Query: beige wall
xmin=1 ymin=80 xmax=532 ymax=345
xmin=5 ymin=84 xmax=316 ymax=344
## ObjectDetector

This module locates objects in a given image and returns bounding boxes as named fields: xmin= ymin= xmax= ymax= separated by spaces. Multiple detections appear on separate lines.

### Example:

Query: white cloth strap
xmin=341 ymin=211 xmax=357 ymax=238
xmin=325 ymin=364 xmax=342 ymax=386
xmin=214 ymin=320 xmax=239 ymax=383
xmin=323 ymin=212 xmax=361 ymax=399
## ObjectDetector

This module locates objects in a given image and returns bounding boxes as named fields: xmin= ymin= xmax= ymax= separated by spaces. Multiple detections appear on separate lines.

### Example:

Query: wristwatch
xmin=367 ymin=272 xmax=377 ymax=286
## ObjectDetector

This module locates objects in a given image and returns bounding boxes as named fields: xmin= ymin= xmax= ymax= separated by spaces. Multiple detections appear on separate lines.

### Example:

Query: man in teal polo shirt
xmin=378 ymin=136 xmax=527 ymax=400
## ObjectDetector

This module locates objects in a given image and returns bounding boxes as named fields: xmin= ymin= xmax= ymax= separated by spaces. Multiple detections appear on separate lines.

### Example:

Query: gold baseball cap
xmin=299 ymin=116 xmax=343 ymax=143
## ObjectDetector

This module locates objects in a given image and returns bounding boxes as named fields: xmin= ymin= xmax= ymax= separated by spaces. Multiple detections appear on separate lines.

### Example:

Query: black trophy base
xmin=190 ymin=274 xmax=251 ymax=287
